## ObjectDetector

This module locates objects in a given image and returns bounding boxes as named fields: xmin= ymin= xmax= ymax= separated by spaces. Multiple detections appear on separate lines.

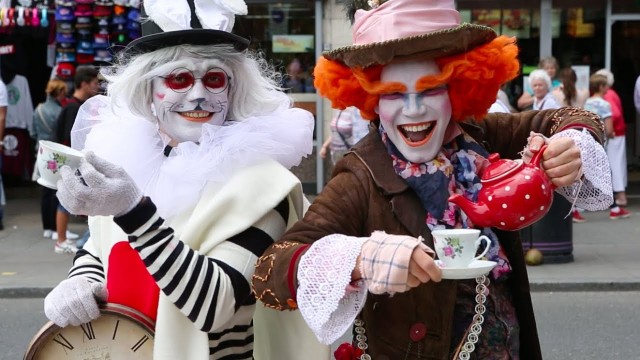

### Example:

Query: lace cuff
xmin=551 ymin=128 xmax=613 ymax=210
xmin=297 ymin=234 xmax=368 ymax=344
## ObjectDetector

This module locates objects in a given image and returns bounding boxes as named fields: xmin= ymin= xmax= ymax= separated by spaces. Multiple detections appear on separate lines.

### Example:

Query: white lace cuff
xmin=551 ymin=128 xmax=613 ymax=210
xmin=297 ymin=234 xmax=368 ymax=345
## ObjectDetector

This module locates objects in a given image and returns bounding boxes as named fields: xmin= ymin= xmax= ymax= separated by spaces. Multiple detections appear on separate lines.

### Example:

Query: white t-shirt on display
xmin=0 ymin=80 xmax=8 ymax=107
xmin=5 ymin=75 xmax=33 ymax=129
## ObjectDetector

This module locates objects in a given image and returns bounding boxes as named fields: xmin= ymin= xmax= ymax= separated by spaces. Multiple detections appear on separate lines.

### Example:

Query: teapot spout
xmin=448 ymin=194 xmax=493 ymax=228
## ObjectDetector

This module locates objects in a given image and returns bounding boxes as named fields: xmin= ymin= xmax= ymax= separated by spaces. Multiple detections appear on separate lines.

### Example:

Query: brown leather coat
xmin=252 ymin=107 xmax=603 ymax=360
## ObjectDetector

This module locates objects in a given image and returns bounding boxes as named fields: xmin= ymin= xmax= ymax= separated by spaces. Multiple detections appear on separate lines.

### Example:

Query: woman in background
xmin=518 ymin=56 xmax=561 ymax=110
xmin=530 ymin=69 xmax=561 ymax=110
xmin=552 ymin=67 xmax=589 ymax=108
xmin=319 ymin=107 xmax=369 ymax=166
xmin=32 ymin=79 xmax=68 ymax=240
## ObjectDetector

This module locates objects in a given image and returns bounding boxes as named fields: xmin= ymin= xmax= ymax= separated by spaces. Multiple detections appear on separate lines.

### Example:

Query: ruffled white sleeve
xmin=296 ymin=234 xmax=368 ymax=345
xmin=551 ymin=128 xmax=613 ymax=210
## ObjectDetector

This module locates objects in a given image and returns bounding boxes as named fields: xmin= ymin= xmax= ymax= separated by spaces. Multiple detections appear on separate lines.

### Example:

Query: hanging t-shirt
xmin=5 ymin=75 xmax=33 ymax=130
xmin=0 ymin=80 xmax=8 ymax=107
xmin=2 ymin=75 xmax=34 ymax=180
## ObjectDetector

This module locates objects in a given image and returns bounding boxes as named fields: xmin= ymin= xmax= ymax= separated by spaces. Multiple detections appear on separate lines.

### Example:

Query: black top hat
xmin=124 ymin=0 xmax=250 ymax=54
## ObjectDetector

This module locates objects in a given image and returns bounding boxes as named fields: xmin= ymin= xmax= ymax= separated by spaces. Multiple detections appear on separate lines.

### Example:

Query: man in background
xmin=56 ymin=65 xmax=99 ymax=146
xmin=52 ymin=65 xmax=99 ymax=254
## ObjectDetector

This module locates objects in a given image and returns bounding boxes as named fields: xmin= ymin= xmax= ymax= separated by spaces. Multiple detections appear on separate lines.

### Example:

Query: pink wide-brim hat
xmin=324 ymin=0 xmax=497 ymax=68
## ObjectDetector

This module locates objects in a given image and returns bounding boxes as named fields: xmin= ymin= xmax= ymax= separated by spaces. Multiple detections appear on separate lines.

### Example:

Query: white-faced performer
xmin=43 ymin=0 xmax=328 ymax=358
xmin=253 ymin=1 xmax=613 ymax=359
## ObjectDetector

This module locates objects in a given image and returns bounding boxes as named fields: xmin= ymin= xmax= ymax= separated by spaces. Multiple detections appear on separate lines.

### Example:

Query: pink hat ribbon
xmin=353 ymin=0 xmax=461 ymax=46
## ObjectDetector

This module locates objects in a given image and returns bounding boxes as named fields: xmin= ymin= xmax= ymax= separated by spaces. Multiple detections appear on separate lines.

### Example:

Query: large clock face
xmin=24 ymin=303 xmax=155 ymax=360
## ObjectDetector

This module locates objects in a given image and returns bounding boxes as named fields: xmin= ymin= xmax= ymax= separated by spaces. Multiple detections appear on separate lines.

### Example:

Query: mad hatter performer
xmin=253 ymin=1 xmax=612 ymax=359
xmin=43 ymin=0 xmax=328 ymax=358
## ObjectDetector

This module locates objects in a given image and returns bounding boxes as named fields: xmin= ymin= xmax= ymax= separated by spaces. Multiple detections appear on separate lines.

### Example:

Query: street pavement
xmin=1 ymin=180 xmax=639 ymax=298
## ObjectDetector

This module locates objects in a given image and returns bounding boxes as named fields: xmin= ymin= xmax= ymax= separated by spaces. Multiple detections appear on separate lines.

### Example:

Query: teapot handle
xmin=530 ymin=144 xmax=557 ymax=190
xmin=530 ymin=144 xmax=547 ymax=169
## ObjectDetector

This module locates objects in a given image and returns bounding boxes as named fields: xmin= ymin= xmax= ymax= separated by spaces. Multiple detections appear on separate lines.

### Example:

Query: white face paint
xmin=377 ymin=60 xmax=452 ymax=163
xmin=151 ymin=57 xmax=231 ymax=143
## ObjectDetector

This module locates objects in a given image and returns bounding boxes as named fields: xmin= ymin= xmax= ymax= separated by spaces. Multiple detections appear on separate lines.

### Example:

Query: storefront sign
xmin=272 ymin=35 xmax=314 ymax=53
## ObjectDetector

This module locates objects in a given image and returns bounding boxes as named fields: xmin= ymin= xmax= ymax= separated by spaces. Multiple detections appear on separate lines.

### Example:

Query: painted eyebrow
xmin=415 ymin=72 xmax=449 ymax=92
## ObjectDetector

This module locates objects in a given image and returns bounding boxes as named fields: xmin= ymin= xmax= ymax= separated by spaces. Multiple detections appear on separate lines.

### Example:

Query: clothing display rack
xmin=52 ymin=0 xmax=140 ymax=80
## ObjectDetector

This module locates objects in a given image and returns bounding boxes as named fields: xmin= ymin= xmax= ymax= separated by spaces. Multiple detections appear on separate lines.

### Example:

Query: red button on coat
xmin=409 ymin=322 xmax=427 ymax=342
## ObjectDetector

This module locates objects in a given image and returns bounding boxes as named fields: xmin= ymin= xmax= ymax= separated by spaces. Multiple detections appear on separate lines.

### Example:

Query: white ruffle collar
xmin=71 ymin=95 xmax=314 ymax=219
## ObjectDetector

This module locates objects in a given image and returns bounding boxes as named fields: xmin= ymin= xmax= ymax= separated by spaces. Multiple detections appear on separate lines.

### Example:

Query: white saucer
xmin=36 ymin=177 xmax=58 ymax=190
xmin=436 ymin=260 xmax=497 ymax=280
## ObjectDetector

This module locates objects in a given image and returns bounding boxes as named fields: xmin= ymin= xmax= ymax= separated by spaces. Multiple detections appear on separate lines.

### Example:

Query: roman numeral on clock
xmin=131 ymin=335 xmax=150 ymax=352
xmin=80 ymin=322 xmax=96 ymax=340
xmin=112 ymin=319 xmax=120 ymax=340
xmin=52 ymin=333 xmax=74 ymax=352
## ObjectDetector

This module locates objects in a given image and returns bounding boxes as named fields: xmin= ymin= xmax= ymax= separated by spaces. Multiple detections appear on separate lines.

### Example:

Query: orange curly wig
xmin=314 ymin=35 xmax=520 ymax=122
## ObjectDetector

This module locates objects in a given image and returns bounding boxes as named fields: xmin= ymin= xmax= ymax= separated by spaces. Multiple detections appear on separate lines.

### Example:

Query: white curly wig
xmin=101 ymin=44 xmax=289 ymax=122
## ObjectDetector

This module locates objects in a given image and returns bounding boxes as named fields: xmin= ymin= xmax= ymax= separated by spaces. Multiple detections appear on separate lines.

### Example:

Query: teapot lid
xmin=481 ymin=153 xmax=523 ymax=182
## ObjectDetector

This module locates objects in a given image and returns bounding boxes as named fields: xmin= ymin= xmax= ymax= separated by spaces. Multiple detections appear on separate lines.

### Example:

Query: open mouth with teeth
xmin=398 ymin=121 xmax=436 ymax=147
xmin=178 ymin=111 xmax=213 ymax=123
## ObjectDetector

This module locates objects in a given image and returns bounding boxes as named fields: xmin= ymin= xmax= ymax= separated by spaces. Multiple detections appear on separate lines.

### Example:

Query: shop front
xmin=457 ymin=0 xmax=640 ymax=161
xmin=236 ymin=0 xmax=326 ymax=193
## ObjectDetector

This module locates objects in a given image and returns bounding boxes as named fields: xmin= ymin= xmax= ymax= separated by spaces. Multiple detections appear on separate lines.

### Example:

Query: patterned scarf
xmin=380 ymin=126 xmax=512 ymax=279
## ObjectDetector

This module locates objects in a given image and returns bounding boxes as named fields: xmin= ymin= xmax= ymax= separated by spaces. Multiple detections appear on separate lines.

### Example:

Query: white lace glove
xmin=44 ymin=277 xmax=108 ymax=327
xmin=57 ymin=151 xmax=143 ymax=217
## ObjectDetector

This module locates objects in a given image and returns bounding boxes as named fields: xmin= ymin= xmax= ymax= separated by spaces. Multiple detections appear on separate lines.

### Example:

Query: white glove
xmin=44 ymin=277 xmax=108 ymax=327
xmin=360 ymin=231 xmax=437 ymax=295
xmin=57 ymin=151 xmax=143 ymax=217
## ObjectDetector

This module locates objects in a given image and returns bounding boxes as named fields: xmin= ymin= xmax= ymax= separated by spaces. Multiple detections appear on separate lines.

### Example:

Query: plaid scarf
xmin=380 ymin=126 xmax=512 ymax=279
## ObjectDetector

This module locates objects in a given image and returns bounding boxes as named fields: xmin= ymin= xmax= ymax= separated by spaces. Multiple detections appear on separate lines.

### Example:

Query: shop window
xmin=235 ymin=3 xmax=316 ymax=94
xmin=611 ymin=0 xmax=640 ymax=14
xmin=552 ymin=1 xmax=606 ymax=70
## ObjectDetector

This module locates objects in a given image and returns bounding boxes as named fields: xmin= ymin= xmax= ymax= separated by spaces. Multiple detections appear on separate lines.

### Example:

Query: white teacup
xmin=36 ymin=140 xmax=84 ymax=190
xmin=432 ymin=229 xmax=491 ymax=268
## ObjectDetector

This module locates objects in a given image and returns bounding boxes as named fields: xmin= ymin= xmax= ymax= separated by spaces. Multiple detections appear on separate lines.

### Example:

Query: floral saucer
xmin=435 ymin=260 xmax=497 ymax=280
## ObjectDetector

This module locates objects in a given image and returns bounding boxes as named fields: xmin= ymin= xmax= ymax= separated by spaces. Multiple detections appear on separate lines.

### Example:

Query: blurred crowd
xmin=0 ymin=62 xmax=96 ymax=254
xmin=488 ymin=56 xmax=634 ymax=223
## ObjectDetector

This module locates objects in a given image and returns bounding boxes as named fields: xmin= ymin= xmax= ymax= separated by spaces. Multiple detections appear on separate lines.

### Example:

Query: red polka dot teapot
xmin=448 ymin=146 xmax=555 ymax=231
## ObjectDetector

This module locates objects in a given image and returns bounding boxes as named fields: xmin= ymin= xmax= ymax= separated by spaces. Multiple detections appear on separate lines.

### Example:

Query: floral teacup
xmin=432 ymin=229 xmax=491 ymax=268
xmin=36 ymin=140 xmax=84 ymax=190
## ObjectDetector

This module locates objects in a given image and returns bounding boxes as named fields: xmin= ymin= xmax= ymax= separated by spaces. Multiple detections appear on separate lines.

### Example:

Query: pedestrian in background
xmin=51 ymin=66 xmax=99 ymax=254
xmin=32 ymin=79 xmax=68 ymax=239
xmin=488 ymin=89 xmax=513 ymax=113
xmin=596 ymin=69 xmax=631 ymax=213
xmin=518 ymin=56 xmax=561 ymax=111
xmin=553 ymin=67 xmax=589 ymax=222
xmin=529 ymin=69 xmax=561 ymax=111
xmin=320 ymin=106 xmax=369 ymax=166
xmin=552 ymin=67 xmax=589 ymax=108
xmin=584 ymin=73 xmax=629 ymax=220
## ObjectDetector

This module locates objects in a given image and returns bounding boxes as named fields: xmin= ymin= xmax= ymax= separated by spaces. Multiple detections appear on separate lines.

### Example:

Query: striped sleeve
xmin=68 ymin=248 xmax=105 ymax=284
xmin=114 ymin=196 xmax=290 ymax=334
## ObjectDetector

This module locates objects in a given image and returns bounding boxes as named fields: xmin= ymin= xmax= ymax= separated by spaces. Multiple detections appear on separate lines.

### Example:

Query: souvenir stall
xmin=53 ymin=0 xmax=141 ymax=86
xmin=0 ymin=0 xmax=140 ymax=183
xmin=0 ymin=0 xmax=52 ymax=183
